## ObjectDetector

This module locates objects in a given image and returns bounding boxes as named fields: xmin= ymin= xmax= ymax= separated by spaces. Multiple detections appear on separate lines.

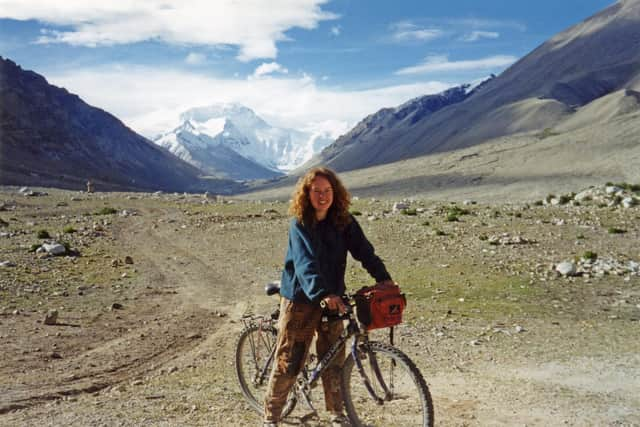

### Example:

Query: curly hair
xmin=289 ymin=166 xmax=352 ymax=229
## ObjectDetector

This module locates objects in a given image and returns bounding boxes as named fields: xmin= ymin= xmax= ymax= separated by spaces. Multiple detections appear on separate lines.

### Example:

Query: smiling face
xmin=309 ymin=175 xmax=333 ymax=221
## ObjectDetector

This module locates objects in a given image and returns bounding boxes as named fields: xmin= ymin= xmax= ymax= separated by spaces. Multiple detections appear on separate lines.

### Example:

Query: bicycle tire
xmin=341 ymin=341 xmax=434 ymax=427
xmin=234 ymin=323 xmax=296 ymax=416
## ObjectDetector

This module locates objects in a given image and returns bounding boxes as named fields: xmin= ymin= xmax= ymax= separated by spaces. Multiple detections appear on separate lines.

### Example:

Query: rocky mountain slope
xmin=0 ymin=57 xmax=236 ymax=193
xmin=311 ymin=0 xmax=640 ymax=172
xmin=154 ymin=103 xmax=333 ymax=179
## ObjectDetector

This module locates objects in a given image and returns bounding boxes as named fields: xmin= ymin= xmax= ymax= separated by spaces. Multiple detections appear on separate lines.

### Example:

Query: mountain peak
xmin=154 ymin=102 xmax=334 ymax=177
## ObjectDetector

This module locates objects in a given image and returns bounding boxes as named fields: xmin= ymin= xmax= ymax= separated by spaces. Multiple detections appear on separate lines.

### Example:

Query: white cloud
xmin=185 ymin=52 xmax=206 ymax=65
xmin=462 ymin=31 xmax=499 ymax=42
xmin=390 ymin=21 xmax=443 ymax=43
xmin=395 ymin=54 xmax=517 ymax=75
xmin=46 ymin=65 xmax=452 ymax=139
xmin=252 ymin=62 xmax=289 ymax=78
xmin=0 ymin=0 xmax=338 ymax=61
xmin=330 ymin=25 xmax=341 ymax=36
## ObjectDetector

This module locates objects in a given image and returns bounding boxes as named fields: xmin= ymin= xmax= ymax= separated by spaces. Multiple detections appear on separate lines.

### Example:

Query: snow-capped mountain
xmin=153 ymin=103 xmax=334 ymax=180
xmin=153 ymin=120 xmax=281 ymax=181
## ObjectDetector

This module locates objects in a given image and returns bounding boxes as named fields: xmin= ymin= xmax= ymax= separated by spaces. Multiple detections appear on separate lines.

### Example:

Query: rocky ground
xmin=1 ymin=185 xmax=639 ymax=426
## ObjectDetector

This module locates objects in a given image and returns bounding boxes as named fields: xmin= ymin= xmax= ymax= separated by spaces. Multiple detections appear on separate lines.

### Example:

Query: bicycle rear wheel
xmin=235 ymin=323 xmax=296 ymax=416
xmin=341 ymin=341 xmax=434 ymax=427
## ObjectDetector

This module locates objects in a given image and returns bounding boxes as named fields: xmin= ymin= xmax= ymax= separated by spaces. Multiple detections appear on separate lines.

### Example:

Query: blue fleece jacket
xmin=280 ymin=215 xmax=391 ymax=303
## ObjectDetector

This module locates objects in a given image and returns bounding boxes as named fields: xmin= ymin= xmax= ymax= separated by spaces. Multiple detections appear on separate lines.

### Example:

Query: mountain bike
xmin=235 ymin=282 xmax=434 ymax=426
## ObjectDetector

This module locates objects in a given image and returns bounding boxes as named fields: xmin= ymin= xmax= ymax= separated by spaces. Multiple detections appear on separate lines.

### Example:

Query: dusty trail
xmin=0 ymin=204 xmax=229 ymax=415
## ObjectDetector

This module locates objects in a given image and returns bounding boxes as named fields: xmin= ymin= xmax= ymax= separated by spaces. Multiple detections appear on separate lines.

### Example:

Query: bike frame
xmin=242 ymin=303 xmax=394 ymax=409
xmin=297 ymin=310 xmax=393 ymax=408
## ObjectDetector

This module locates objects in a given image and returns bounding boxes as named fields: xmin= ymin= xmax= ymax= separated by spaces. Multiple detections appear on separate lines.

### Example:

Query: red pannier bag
xmin=354 ymin=283 xmax=406 ymax=330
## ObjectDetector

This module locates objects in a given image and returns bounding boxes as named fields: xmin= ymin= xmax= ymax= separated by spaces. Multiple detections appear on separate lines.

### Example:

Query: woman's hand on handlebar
xmin=321 ymin=294 xmax=348 ymax=314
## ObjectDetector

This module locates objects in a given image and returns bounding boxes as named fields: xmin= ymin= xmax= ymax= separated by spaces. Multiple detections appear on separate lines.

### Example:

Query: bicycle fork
xmin=351 ymin=338 xmax=394 ymax=405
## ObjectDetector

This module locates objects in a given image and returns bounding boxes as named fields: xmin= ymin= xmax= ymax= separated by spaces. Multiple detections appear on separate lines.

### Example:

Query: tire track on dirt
xmin=1 ymin=205 xmax=228 ymax=415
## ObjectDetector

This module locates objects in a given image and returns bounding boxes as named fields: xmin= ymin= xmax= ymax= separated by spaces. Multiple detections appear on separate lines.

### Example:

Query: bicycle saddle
xmin=265 ymin=281 xmax=281 ymax=296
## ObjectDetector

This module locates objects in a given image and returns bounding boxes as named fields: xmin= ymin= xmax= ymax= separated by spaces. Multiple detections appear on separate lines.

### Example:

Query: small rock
xmin=622 ymin=197 xmax=636 ymax=208
xmin=124 ymin=256 xmax=134 ymax=265
xmin=393 ymin=202 xmax=410 ymax=212
xmin=515 ymin=325 xmax=526 ymax=333
xmin=0 ymin=261 xmax=16 ymax=267
xmin=110 ymin=303 xmax=124 ymax=310
xmin=44 ymin=310 xmax=58 ymax=325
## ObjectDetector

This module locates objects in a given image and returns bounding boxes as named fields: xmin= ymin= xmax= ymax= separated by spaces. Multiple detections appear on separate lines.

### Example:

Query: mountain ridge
xmin=309 ymin=0 xmax=640 ymax=172
xmin=0 ymin=56 xmax=236 ymax=192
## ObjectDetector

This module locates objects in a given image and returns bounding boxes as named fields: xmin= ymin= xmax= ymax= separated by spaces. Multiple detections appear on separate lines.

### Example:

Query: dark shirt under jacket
xmin=280 ymin=215 xmax=391 ymax=304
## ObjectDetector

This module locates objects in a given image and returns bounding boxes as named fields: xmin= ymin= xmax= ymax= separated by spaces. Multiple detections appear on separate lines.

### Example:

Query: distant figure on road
xmin=86 ymin=179 xmax=94 ymax=193
xmin=263 ymin=166 xmax=395 ymax=427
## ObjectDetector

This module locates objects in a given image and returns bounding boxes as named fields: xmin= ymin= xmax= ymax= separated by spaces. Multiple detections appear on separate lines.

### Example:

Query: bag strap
xmin=389 ymin=326 xmax=394 ymax=346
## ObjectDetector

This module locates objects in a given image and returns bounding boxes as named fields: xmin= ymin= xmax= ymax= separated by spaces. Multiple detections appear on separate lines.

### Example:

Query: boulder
xmin=556 ymin=262 xmax=577 ymax=277
xmin=42 ymin=243 xmax=66 ymax=256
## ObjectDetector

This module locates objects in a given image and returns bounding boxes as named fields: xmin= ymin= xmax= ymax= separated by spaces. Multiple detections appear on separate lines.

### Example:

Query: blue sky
xmin=0 ymin=0 xmax=614 ymax=138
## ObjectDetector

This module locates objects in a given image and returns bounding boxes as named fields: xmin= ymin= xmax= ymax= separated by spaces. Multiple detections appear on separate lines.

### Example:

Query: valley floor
xmin=0 ymin=188 xmax=639 ymax=426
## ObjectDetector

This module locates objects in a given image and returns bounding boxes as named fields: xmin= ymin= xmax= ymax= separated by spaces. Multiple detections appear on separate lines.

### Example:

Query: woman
xmin=264 ymin=167 xmax=395 ymax=427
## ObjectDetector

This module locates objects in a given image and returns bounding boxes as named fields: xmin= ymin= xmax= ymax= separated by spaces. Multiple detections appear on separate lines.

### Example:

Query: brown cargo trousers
xmin=264 ymin=297 xmax=345 ymax=423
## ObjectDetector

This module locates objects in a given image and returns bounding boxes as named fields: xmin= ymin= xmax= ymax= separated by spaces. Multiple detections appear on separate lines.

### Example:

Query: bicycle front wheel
xmin=235 ymin=323 xmax=296 ymax=416
xmin=342 ymin=341 xmax=434 ymax=427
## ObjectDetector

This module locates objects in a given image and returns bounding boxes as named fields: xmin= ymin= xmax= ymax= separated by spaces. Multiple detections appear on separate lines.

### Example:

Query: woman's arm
xmin=346 ymin=217 xmax=392 ymax=283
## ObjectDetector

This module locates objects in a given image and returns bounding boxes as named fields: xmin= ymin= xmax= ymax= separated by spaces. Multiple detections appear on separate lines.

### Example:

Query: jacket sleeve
xmin=346 ymin=216 xmax=392 ymax=283
xmin=289 ymin=220 xmax=330 ymax=303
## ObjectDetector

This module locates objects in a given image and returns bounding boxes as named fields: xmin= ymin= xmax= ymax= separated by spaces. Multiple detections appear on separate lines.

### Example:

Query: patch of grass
xmin=533 ymin=200 xmax=543 ymax=206
xmin=433 ymin=229 xmax=446 ymax=236
xmin=95 ymin=207 xmax=118 ymax=215
xmin=447 ymin=206 xmax=470 ymax=216
xmin=576 ymin=233 xmax=585 ymax=240
xmin=614 ymin=182 xmax=640 ymax=192
xmin=29 ymin=243 xmax=41 ymax=253
xmin=446 ymin=213 xmax=459 ymax=222
xmin=582 ymin=251 xmax=597 ymax=261
xmin=350 ymin=210 xmax=362 ymax=216
xmin=478 ymin=234 xmax=488 ymax=241
xmin=36 ymin=229 xmax=50 ymax=239
xmin=63 ymin=225 xmax=76 ymax=234
xmin=391 ymin=264 xmax=550 ymax=321
xmin=421 ymin=221 xmax=430 ymax=226
xmin=402 ymin=208 xmax=418 ymax=216
xmin=607 ymin=227 xmax=627 ymax=234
